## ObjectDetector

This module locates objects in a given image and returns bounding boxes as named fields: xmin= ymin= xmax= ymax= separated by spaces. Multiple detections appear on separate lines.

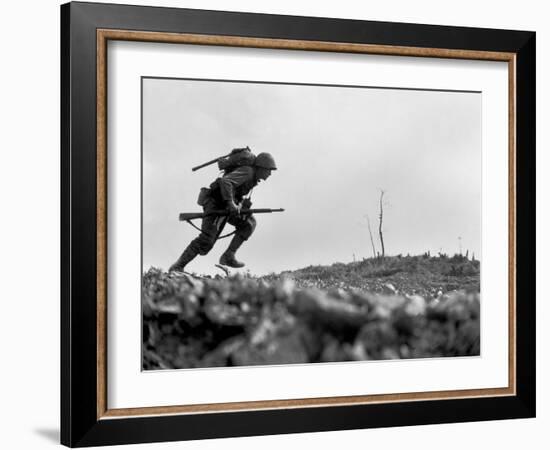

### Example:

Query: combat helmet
xmin=255 ymin=152 xmax=277 ymax=170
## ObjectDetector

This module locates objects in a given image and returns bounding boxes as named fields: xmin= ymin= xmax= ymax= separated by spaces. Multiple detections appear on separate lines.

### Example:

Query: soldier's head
xmin=254 ymin=152 xmax=277 ymax=181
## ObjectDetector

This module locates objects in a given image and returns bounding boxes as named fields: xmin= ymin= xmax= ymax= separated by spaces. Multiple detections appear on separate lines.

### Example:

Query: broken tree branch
xmin=378 ymin=190 xmax=386 ymax=258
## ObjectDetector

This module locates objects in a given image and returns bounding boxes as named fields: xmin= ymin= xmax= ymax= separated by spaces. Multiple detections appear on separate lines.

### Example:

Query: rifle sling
xmin=184 ymin=219 xmax=236 ymax=240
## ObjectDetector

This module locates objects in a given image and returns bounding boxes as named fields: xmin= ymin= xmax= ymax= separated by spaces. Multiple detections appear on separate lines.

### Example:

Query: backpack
xmin=217 ymin=146 xmax=256 ymax=174
xmin=197 ymin=147 xmax=256 ymax=206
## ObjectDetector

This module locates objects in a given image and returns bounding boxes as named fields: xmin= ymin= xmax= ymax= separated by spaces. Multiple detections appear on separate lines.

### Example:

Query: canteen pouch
xmin=197 ymin=187 xmax=211 ymax=206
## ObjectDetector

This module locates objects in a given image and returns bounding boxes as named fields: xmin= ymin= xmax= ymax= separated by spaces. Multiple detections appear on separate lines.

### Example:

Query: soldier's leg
xmin=169 ymin=215 xmax=225 ymax=272
xmin=220 ymin=215 xmax=256 ymax=268
xmin=193 ymin=215 xmax=227 ymax=255
xmin=169 ymin=241 xmax=200 ymax=273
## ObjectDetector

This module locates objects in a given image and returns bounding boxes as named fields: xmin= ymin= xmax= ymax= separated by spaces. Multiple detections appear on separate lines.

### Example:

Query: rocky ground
xmin=142 ymin=254 xmax=480 ymax=370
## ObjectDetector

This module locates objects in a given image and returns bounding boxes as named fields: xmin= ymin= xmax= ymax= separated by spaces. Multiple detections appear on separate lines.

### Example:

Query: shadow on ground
xmin=34 ymin=428 xmax=59 ymax=444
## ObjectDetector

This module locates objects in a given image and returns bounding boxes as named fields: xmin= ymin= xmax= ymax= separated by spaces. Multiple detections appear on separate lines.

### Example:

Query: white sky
xmin=142 ymin=78 xmax=481 ymax=276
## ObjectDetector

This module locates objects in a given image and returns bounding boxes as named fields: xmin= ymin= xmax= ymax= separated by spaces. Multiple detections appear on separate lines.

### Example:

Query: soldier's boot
xmin=219 ymin=235 xmax=246 ymax=268
xmin=169 ymin=245 xmax=199 ymax=273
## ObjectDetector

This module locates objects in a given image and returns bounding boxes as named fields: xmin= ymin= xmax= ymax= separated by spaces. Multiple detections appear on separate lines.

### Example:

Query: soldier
xmin=169 ymin=152 xmax=277 ymax=272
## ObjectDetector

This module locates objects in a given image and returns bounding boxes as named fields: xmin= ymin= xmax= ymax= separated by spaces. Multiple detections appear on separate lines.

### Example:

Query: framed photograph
xmin=61 ymin=1 xmax=535 ymax=447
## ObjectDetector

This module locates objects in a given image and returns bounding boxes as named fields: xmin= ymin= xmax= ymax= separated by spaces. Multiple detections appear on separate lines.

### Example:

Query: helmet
xmin=255 ymin=152 xmax=277 ymax=170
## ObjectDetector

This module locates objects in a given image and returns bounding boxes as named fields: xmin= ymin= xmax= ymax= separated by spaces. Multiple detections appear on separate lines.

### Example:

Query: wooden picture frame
xmin=61 ymin=1 xmax=535 ymax=447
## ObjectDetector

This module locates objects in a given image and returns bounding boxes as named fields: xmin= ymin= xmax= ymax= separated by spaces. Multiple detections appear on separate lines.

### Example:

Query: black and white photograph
xmin=141 ymin=77 xmax=481 ymax=370
xmin=50 ymin=0 xmax=539 ymax=447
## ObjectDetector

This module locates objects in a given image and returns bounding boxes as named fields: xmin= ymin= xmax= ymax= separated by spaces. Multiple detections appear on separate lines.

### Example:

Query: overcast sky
xmin=142 ymin=77 xmax=481 ymax=276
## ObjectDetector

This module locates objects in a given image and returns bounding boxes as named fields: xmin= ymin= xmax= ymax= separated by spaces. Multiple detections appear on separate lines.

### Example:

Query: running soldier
xmin=169 ymin=152 xmax=277 ymax=272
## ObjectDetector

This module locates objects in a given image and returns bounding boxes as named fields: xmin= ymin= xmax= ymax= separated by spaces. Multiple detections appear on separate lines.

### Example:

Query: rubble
xmin=142 ymin=263 xmax=481 ymax=370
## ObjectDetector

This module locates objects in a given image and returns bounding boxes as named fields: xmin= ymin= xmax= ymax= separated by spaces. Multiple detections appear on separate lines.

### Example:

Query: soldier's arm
xmin=218 ymin=166 xmax=254 ymax=204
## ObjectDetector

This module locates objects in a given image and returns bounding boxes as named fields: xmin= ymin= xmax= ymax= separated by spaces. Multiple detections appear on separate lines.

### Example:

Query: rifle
xmin=191 ymin=146 xmax=250 ymax=172
xmin=179 ymin=208 xmax=284 ymax=221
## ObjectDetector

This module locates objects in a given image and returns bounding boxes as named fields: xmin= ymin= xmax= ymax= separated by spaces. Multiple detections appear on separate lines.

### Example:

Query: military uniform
xmin=189 ymin=166 xmax=258 ymax=256
xmin=169 ymin=152 xmax=276 ymax=272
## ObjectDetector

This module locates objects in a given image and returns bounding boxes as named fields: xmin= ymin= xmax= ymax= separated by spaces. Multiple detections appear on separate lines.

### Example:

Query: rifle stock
xmin=179 ymin=208 xmax=284 ymax=221
xmin=191 ymin=146 xmax=251 ymax=172
xmin=191 ymin=154 xmax=227 ymax=172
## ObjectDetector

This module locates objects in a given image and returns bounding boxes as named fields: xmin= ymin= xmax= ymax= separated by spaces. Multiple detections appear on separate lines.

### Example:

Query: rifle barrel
xmin=179 ymin=208 xmax=284 ymax=221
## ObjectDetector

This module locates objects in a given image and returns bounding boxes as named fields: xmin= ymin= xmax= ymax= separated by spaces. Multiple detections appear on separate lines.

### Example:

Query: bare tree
xmin=366 ymin=215 xmax=377 ymax=258
xmin=378 ymin=190 xmax=386 ymax=258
